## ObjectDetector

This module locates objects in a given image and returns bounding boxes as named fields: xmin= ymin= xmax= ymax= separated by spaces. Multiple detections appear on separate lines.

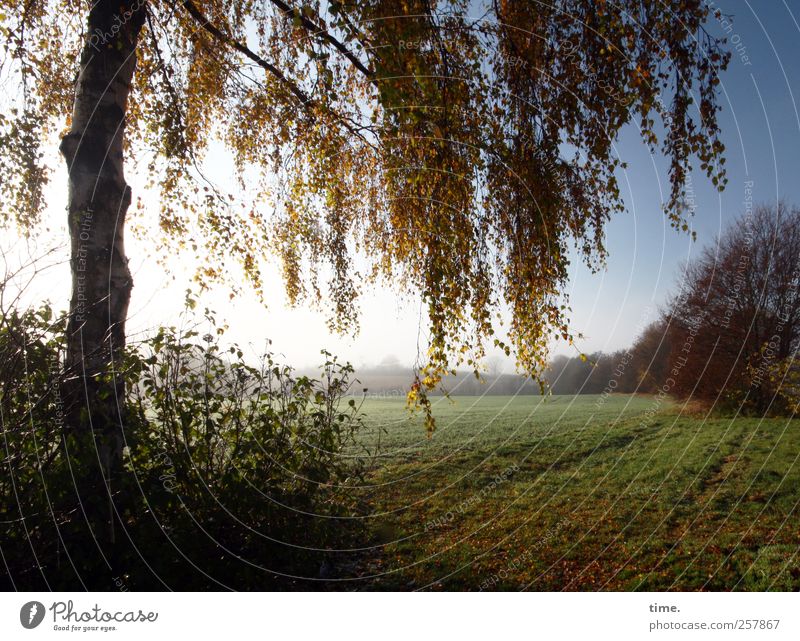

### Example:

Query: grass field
xmin=345 ymin=394 xmax=800 ymax=591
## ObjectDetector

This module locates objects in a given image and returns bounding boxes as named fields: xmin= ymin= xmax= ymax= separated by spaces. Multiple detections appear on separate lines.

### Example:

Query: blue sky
xmin=561 ymin=0 xmax=800 ymax=360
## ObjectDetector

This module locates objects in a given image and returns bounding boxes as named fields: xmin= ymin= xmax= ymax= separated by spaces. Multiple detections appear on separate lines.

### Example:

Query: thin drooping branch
xmin=180 ymin=0 xmax=379 ymax=150
xmin=267 ymin=0 xmax=375 ymax=79
xmin=181 ymin=0 xmax=312 ymax=107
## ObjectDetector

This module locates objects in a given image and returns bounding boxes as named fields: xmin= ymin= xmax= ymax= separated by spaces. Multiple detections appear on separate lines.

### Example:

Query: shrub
xmin=1 ymin=305 xmax=370 ymax=590
xmin=0 ymin=303 xmax=69 ymax=588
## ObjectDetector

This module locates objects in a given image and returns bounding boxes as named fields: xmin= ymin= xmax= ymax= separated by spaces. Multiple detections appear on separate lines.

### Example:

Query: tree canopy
xmin=1 ymin=0 xmax=729 ymax=393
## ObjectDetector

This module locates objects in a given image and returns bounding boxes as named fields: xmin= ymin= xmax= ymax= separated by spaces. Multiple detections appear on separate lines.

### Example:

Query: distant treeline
xmin=344 ymin=367 xmax=541 ymax=397
xmin=352 ymin=319 xmax=670 ymax=398
xmin=350 ymin=325 xmax=669 ymax=397
xmin=349 ymin=321 xmax=670 ymax=398
xmin=546 ymin=322 xmax=670 ymax=396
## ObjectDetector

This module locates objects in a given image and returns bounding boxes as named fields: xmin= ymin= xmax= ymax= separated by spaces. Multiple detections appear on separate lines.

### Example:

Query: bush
xmin=1 ymin=304 xmax=371 ymax=590
xmin=0 ymin=303 xmax=70 ymax=587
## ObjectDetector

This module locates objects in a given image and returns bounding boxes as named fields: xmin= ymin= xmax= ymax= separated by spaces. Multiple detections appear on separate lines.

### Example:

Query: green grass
xmin=347 ymin=394 xmax=800 ymax=591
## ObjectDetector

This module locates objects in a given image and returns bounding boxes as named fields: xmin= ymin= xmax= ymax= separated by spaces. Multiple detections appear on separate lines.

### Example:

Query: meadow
xmin=345 ymin=394 xmax=800 ymax=591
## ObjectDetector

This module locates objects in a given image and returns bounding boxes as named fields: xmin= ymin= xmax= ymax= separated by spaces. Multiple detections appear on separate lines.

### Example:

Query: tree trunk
xmin=59 ymin=0 xmax=145 ymax=562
